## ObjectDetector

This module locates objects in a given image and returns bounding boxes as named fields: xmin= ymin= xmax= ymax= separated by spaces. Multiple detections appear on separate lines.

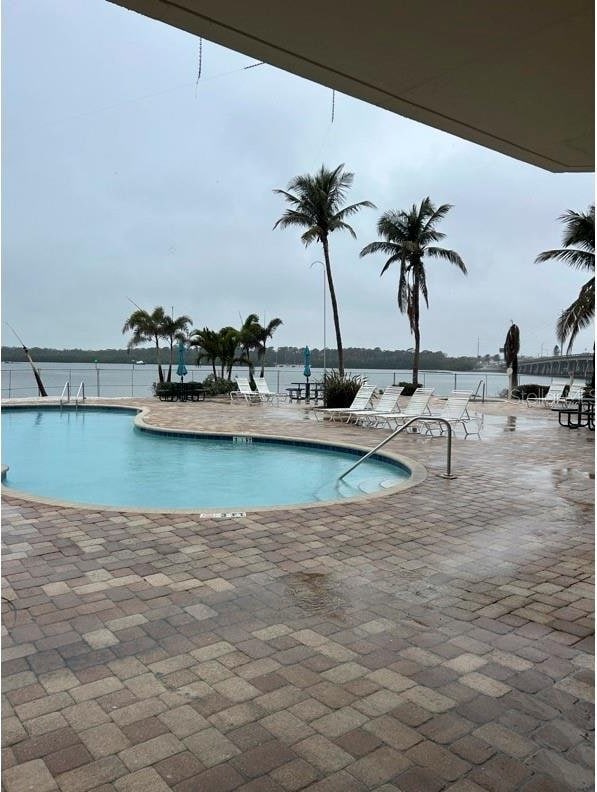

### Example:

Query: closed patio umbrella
xmin=303 ymin=346 xmax=311 ymax=380
xmin=176 ymin=340 xmax=188 ymax=382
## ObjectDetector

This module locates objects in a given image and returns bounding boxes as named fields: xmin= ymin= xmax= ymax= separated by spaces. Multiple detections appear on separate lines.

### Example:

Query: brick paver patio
xmin=2 ymin=396 xmax=594 ymax=791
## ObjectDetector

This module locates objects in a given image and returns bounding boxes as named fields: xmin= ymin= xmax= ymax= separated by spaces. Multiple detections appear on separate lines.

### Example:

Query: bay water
xmin=1 ymin=362 xmax=553 ymax=400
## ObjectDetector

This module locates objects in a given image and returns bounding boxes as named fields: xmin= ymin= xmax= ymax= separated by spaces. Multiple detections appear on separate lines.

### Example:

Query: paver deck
xmin=2 ymin=396 xmax=594 ymax=791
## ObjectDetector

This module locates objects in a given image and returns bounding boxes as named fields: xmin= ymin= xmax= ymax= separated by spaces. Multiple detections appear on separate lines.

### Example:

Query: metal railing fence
xmin=1 ymin=364 xmax=554 ymax=401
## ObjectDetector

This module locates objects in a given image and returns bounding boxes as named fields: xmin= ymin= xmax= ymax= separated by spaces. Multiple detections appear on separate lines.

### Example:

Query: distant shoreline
xmin=1 ymin=345 xmax=502 ymax=372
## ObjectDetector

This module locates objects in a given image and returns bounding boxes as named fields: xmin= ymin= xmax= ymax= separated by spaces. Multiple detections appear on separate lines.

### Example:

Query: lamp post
xmin=310 ymin=261 xmax=327 ymax=378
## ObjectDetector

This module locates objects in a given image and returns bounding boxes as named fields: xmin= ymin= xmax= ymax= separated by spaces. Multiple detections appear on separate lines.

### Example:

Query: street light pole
xmin=310 ymin=261 xmax=326 ymax=378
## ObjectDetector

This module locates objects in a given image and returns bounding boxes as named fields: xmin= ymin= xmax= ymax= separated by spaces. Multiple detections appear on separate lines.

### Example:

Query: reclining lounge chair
xmin=420 ymin=391 xmax=481 ymax=437
xmin=230 ymin=377 xmax=261 ymax=404
xmin=365 ymin=387 xmax=434 ymax=429
xmin=312 ymin=383 xmax=375 ymax=422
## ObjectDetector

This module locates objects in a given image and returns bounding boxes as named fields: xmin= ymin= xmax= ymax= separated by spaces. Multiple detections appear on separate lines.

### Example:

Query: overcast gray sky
xmin=2 ymin=1 xmax=594 ymax=358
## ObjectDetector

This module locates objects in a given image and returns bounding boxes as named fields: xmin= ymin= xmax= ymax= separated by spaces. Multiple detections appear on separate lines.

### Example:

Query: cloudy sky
xmin=2 ymin=1 xmax=594 ymax=359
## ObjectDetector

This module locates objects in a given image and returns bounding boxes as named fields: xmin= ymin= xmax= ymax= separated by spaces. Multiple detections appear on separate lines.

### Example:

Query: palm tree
xmin=274 ymin=164 xmax=375 ymax=376
xmin=189 ymin=327 xmax=220 ymax=379
xmin=122 ymin=306 xmax=167 ymax=383
xmin=360 ymin=198 xmax=466 ymax=384
xmin=535 ymin=205 xmax=595 ymax=353
xmin=219 ymin=327 xmax=242 ymax=379
xmin=253 ymin=318 xmax=283 ymax=377
xmin=237 ymin=314 xmax=261 ymax=386
xmin=189 ymin=326 xmax=241 ymax=379
xmin=162 ymin=313 xmax=192 ymax=382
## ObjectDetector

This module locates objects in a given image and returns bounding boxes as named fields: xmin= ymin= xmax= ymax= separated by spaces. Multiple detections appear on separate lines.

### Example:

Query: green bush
xmin=201 ymin=375 xmax=237 ymax=397
xmin=322 ymin=370 xmax=366 ymax=408
xmin=398 ymin=381 xmax=422 ymax=397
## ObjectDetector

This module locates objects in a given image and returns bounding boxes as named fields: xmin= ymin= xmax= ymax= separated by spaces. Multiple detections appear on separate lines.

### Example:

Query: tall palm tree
xmin=122 ymin=306 xmax=167 ymax=383
xmin=162 ymin=314 xmax=192 ymax=382
xmin=237 ymin=314 xmax=261 ymax=386
xmin=190 ymin=327 xmax=221 ymax=378
xmin=360 ymin=198 xmax=466 ymax=384
xmin=219 ymin=327 xmax=242 ymax=380
xmin=189 ymin=326 xmax=241 ymax=380
xmin=535 ymin=205 xmax=595 ymax=353
xmin=254 ymin=317 xmax=283 ymax=377
xmin=274 ymin=164 xmax=375 ymax=376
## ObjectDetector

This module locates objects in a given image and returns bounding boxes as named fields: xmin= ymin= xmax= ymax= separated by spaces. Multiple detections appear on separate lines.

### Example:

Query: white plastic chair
xmin=312 ymin=383 xmax=375 ymax=422
xmin=255 ymin=377 xmax=288 ymax=405
xmin=346 ymin=385 xmax=403 ymax=424
xmin=230 ymin=377 xmax=261 ymax=404
xmin=420 ymin=391 xmax=481 ymax=437
xmin=367 ymin=387 xmax=435 ymax=429
xmin=526 ymin=381 xmax=567 ymax=408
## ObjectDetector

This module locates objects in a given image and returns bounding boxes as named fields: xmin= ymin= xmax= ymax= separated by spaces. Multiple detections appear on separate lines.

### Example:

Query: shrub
xmin=398 ymin=381 xmax=422 ymax=397
xmin=322 ymin=370 xmax=366 ymax=408
xmin=510 ymin=384 xmax=549 ymax=400
xmin=200 ymin=376 xmax=237 ymax=397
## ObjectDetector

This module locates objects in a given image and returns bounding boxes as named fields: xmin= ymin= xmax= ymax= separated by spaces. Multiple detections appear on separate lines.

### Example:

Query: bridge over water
xmin=519 ymin=352 xmax=593 ymax=378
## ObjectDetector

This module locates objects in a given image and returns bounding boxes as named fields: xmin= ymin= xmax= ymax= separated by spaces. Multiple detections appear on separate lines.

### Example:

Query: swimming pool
xmin=1 ymin=407 xmax=421 ymax=510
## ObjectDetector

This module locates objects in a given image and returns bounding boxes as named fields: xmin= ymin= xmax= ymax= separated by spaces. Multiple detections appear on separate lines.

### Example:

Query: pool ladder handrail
xmin=59 ymin=381 xmax=70 ymax=405
xmin=338 ymin=416 xmax=456 ymax=481
xmin=75 ymin=381 xmax=86 ymax=407
xmin=59 ymin=381 xmax=86 ymax=409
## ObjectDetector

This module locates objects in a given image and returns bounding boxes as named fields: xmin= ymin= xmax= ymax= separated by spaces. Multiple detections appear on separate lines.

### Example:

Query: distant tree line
xmin=1 ymin=345 xmax=490 ymax=371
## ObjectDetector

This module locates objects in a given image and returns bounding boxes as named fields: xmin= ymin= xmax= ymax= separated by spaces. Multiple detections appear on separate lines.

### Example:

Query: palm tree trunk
xmin=154 ymin=336 xmax=164 ymax=383
xmin=412 ymin=276 xmax=421 ymax=386
xmin=322 ymin=237 xmax=344 ymax=377
xmin=167 ymin=340 xmax=173 ymax=382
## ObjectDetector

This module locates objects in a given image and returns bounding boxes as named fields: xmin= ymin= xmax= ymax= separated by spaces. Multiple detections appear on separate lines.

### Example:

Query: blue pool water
xmin=1 ymin=408 xmax=411 ymax=509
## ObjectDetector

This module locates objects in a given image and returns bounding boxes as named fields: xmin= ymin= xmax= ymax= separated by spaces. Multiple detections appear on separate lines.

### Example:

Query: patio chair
xmin=420 ymin=390 xmax=482 ymax=437
xmin=255 ymin=377 xmax=288 ymax=405
xmin=230 ymin=377 xmax=261 ymax=404
xmin=346 ymin=384 xmax=404 ymax=424
xmin=564 ymin=382 xmax=587 ymax=403
xmin=366 ymin=387 xmax=435 ymax=430
xmin=312 ymin=383 xmax=375 ymax=422
xmin=526 ymin=380 xmax=568 ymax=408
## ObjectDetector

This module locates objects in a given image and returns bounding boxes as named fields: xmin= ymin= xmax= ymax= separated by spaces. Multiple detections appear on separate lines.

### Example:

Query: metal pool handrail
xmin=59 ymin=381 xmax=70 ymax=405
xmin=338 ymin=416 xmax=456 ymax=481
xmin=75 ymin=382 xmax=86 ymax=407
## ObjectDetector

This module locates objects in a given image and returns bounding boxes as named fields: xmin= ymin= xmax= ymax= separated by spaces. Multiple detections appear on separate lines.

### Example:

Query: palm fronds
xmin=536 ymin=205 xmax=594 ymax=351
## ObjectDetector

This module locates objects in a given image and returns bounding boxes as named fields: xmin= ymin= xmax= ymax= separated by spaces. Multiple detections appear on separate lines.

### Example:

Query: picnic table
xmin=552 ymin=397 xmax=594 ymax=430
xmin=157 ymin=382 xmax=205 ymax=402
xmin=286 ymin=381 xmax=323 ymax=403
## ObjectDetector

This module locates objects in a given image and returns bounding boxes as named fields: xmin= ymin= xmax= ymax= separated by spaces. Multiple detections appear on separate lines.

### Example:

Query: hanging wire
xmin=331 ymin=89 xmax=336 ymax=123
xmin=243 ymin=61 xmax=265 ymax=70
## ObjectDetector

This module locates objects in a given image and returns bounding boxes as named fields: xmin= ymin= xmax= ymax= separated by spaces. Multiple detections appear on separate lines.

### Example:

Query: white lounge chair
xmin=255 ymin=377 xmax=288 ymax=405
xmin=347 ymin=385 xmax=404 ymax=424
xmin=564 ymin=382 xmax=587 ymax=403
xmin=230 ymin=377 xmax=261 ymax=404
xmin=367 ymin=387 xmax=434 ymax=429
xmin=420 ymin=391 xmax=481 ymax=437
xmin=526 ymin=381 xmax=568 ymax=408
xmin=312 ymin=383 xmax=375 ymax=422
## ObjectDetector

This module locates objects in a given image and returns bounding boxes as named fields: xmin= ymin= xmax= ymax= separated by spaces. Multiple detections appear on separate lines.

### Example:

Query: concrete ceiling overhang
xmin=109 ymin=0 xmax=595 ymax=173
